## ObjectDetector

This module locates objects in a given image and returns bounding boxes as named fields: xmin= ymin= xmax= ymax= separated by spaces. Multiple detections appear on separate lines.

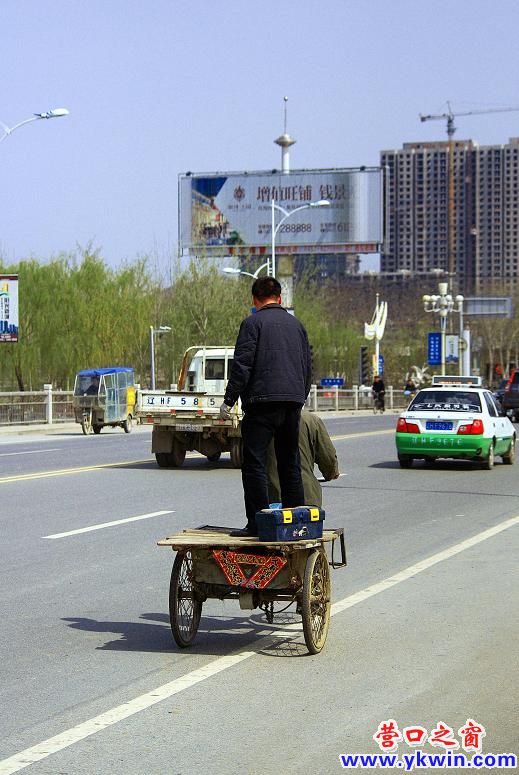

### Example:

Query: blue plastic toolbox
xmin=255 ymin=506 xmax=325 ymax=541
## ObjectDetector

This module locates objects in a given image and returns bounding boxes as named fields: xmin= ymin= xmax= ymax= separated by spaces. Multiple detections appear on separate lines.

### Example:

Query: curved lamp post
xmin=0 ymin=108 xmax=69 ymax=144
xmin=271 ymin=199 xmax=330 ymax=278
xmin=150 ymin=325 xmax=172 ymax=389
xmin=423 ymin=282 xmax=464 ymax=375
xmin=222 ymin=261 xmax=270 ymax=280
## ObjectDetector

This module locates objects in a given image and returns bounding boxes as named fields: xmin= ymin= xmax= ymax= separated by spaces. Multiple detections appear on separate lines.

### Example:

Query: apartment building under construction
xmin=381 ymin=137 xmax=519 ymax=292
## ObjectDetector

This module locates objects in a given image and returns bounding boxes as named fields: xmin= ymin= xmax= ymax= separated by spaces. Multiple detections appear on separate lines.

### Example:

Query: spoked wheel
xmin=230 ymin=438 xmax=243 ymax=468
xmin=169 ymin=551 xmax=202 ymax=648
xmin=301 ymin=550 xmax=331 ymax=655
xmin=81 ymin=411 xmax=92 ymax=435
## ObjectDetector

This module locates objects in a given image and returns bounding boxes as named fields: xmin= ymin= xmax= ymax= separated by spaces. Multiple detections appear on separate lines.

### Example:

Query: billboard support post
xmin=271 ymin=198 xmax=330 ymax=280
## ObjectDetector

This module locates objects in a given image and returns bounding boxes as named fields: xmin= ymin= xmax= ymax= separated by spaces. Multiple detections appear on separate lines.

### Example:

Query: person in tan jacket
xmin=267 ymin=410 xmax=340 ymax=508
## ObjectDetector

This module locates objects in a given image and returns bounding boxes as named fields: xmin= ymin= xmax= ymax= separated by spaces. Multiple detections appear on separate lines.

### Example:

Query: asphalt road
xmin=0 ymin=417 xmax=517 ymax=774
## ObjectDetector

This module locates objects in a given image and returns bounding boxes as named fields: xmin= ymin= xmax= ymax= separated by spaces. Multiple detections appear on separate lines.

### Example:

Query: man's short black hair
xmin=251 ymin=276 xmax=281 ymax=301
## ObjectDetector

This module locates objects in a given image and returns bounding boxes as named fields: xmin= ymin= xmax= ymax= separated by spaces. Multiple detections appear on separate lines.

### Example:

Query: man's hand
xmin=219 ymin=402 xmax=233 ymax=420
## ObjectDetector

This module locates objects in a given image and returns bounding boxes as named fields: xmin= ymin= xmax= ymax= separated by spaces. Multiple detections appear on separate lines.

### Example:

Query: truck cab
xmin=179 ymin=347 xmax=234 ymax=394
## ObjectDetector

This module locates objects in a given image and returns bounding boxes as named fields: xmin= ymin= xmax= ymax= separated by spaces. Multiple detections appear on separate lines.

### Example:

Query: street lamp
xmin=271 ymin=198 xmax=330 ymax=278
xmin=0 ymin=108 xmax=69 ymax=144
xmin=222 ymin=261 xmax=270 ymax=280
xmin=150 ymin=325 xmax=172 ymax=390
xmin=423 ymin=283 xmax=464 ymax=375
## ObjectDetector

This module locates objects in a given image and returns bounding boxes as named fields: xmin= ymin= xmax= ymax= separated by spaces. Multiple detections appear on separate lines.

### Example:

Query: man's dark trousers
xmin=241 ymin=402 xmax=305 ymax=530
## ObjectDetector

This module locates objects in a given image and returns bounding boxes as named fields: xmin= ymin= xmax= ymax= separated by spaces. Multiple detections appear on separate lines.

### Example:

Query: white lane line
xmin=0 ymin=448 xmax=61 ymax=457
xmin=43 ymin=511 xmax=175 ymax=539
xmin=2 ymin=512 xmax=518 ymax=775
xmin=0 ymin=652 xmax=255 ymax=775
xmin=330 ymin=513 xmax=519 ymax=616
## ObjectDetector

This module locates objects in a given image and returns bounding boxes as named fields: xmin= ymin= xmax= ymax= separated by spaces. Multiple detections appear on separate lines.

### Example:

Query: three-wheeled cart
xmin=73 ymin=367 xmax=136 ymax=435
xmin=158 ymin=525 xmax=346 ymax=654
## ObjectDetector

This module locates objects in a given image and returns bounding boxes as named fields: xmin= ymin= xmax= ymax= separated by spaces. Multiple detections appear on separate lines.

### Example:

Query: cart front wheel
xmin=301 ymin=550 xmax=331 ymax=654
xmin=169 ymin=551 xmax=202 ymax=648
xmin=81 ymin=411 xmax=92 ymax=435
xmin=123 ymin=414 xmax=132 ymax=433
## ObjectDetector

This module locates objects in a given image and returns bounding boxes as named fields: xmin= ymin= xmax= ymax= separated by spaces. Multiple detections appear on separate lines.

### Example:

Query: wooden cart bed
xmin=157 ymin=524 xmax=343 ymax=552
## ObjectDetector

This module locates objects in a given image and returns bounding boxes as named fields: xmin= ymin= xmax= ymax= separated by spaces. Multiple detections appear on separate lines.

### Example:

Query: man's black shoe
xmin=229 ymin=527 xmax=257 ymax=537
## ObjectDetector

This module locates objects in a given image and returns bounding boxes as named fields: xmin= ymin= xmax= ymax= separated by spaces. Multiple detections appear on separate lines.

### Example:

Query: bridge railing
xmin=0 ymin=385 xmax=413 ymax=427
xmin=305 ymin=385 xmax=412 ymax=412
xmin=0 ymin=386 xmax=74 ymax=426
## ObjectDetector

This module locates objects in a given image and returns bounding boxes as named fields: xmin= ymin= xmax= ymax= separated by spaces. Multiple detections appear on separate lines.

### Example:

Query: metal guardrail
xmin=0 ymin=385 xmax=413 ymax=427
xmin=305 ymin=385 xmax=412 ymax=412
xmin=0 ymin=388 xmax=74 ymax=426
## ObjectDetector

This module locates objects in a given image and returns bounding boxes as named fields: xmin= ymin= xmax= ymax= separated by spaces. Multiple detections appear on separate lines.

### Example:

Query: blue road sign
xmin=320 ymin=378 xmax=345 ymax=387
xmin=428 ymin=332 xmax=442 ymax=365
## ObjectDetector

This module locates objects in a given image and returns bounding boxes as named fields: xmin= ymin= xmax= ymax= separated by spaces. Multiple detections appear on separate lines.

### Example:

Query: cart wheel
xmin=169 ymin=551 xmax=202 ymax=648
xmin=123 ymin=415 xmax=132 ymax=433
xmin=230 ymin=438 xmax=243 ymax=468
xmin=93 ymin=424 xmax=102 ymax=434
xmin=81 ymin=412 xmax=92 ymax=435
xmin=207 ymin=451 xmax=221 ymax=463
xmin=301 ymin=550 xmax=331 ymax=654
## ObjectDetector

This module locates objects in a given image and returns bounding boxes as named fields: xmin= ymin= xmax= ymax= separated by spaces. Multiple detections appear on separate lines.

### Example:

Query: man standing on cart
xmin=220 ymin=276 xmax=312 ymax=536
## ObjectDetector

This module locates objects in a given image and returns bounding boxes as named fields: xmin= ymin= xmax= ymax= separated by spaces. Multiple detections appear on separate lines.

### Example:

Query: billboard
xmin=179 ymin=167 xmax=383 ymax=256
xmin=0 ymin=275 xmax=18 ymax=342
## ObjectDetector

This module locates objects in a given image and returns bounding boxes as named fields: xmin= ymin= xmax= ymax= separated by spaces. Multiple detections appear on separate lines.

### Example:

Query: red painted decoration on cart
xmin=212 ymin=550 xmax=287 ymax=588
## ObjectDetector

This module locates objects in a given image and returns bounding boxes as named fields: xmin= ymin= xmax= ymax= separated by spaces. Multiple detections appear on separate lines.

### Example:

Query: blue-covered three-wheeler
xmin=73 ymin=367 xmax=136 ymax=435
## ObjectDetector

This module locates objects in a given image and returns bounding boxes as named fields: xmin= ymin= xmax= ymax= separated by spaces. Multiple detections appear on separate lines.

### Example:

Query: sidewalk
xmin=0 ymin=422 xmax=93 ymax=437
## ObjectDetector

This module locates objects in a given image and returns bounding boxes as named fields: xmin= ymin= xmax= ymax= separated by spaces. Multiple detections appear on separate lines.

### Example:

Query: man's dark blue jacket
xmin=224 ymin=304 xmax=312 ymax=409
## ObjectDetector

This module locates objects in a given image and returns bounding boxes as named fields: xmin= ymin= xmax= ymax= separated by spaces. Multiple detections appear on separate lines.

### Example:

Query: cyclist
xmin=371 ymin=374 xmax=385 ymax=412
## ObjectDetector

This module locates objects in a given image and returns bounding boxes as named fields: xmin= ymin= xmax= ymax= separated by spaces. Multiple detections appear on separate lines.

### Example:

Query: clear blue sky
xmin=2 ymin=0 xmax=519 ymax=279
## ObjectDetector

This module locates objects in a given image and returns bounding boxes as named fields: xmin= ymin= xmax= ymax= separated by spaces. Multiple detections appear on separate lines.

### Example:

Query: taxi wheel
xmin=482 ymin=444 xmax=495 ymax=470
xmin=398 ymin=454 xmax=413 ymax=468
xmin=502 ymin=438 xmax=515 ymax=465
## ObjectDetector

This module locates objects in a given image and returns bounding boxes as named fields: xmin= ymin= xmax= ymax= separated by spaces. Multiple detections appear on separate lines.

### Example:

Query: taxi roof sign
xmin=431 ymin=375 xmax=482 ymax=387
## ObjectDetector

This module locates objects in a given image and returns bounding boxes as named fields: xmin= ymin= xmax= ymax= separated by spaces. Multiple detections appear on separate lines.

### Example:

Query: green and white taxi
xmin=395 ymin=376 xmax=516 ymax=469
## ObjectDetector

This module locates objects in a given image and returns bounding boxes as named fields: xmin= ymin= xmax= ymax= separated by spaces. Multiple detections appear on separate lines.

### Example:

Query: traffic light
xmin=359 ymin=345 xmax=369 ymax=385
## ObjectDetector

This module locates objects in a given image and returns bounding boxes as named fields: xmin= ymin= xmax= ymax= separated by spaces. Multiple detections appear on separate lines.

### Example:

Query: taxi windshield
xmin=409 ymin=390 xmax=482 ymax=413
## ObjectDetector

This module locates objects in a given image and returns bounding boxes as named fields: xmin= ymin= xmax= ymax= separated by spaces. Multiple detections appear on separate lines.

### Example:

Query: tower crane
xmin=418 ymin=102 xmax=519 ymax=283
xmin=419 ymin=101 xmax=519 ymax=137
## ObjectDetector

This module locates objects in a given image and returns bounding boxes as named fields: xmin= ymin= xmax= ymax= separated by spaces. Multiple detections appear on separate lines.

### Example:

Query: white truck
xmin=136 ymin=346 xmax=243 ymax=468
